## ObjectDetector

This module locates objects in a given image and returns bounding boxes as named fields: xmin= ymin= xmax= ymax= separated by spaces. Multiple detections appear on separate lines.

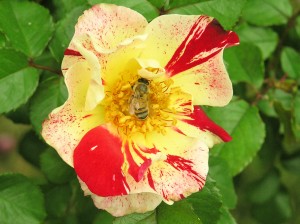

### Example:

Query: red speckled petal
xmin=74 ymin=4 xmax=147 ymax=51
xmin=78 ymin=178 xmax=162 ymax=217
xmin=171 ymin=52 xmax=233 ymax=106
xmin=62 ymin=4 xmax=148 ymax=76
xmin=140 ymin=15 xmax=237 ymax=106
xmin=124 ymin=142 xmax=152 ymax=182
xmin=140 ymin=15 xmax=199 ymax=69
xmin=165 ymin=16 xmax=239 ymax=76
xmin=179 ymin=106 xmax=232 ymax=143
xmin=74 ymin=125 xmax=129 ymax=196
xmin=42 ymin=62 xmax=105 ymax=166
xmin=144 ymin=130 xmax=209 ymax=202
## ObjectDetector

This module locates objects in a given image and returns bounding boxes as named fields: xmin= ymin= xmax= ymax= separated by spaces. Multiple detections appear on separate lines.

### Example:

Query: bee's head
xmin=138 ymin=78 xmax=149 ymax=85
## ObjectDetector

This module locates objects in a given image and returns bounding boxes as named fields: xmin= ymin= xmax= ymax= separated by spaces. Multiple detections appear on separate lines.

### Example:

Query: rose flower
xmin=42 ymin=4 xmax=238 ymax=216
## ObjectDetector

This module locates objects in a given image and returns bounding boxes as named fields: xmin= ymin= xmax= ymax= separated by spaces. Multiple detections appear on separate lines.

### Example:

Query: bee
xmin=129 ymin=78 xmax=150 ymax=120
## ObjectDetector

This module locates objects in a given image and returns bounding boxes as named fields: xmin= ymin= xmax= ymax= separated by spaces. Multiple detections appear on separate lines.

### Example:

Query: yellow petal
xmin=171 ymin=52 xmax=233 ymax=106
xmin=175 ymin=120 xmax=223 ymax=148
xmin=136 ymin=58 xmax=165 ymax=80
xmin=42 ymin=62 xmax=105 ymax=166
xmin=73 ymin=38 xmax=104 ymax=111
xmin=62 ymin=4 xmax=148 ymax=85
xmin=140 ymin=15 xmax=199 ymax=67
xmin=75 ymin=4 xmax=147 ymax=51
xmin=78 ymin=177 xmax=162 ymax=217
xmin=145 ymin=129 xmax=209 ymax=202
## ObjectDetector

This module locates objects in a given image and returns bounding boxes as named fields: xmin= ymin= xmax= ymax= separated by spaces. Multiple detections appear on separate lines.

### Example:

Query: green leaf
xmin=292 ymin=92 xmax=300 ymax=139
xmin=168 ymin=0 xmax=202 ymax=9
xmin=6 ymin=103 xmax=31 ymax=124
xmin=282 ymin=154 xmax=300 ymax=175
xmin=217 ymin=207 xmax=236 ymax=224
xmin=206 ymin=100 xmax=266 ymax=175
xmin=0 ymin=173 xmax=46 ymax=224
xmin=247 ymin=170 xmax=280 ymax=204
xmin=49 ymin=6 xmax=89 ymax=63
xmin=0 ymin=0 xmax=54 ymax=57
xmin=52 ymin=0 xmax=88 ymax=20
xmin=45 ymin=185 xmax=72 ymax=218
xmin=235 ymin=24 xmax=278 ymax=60
xmin=157 ymin=202 xmax=202 ymax=224
xmin=40 ymin=148 xmax=74 ymax=184
xmin=93 ymin=211 xmax=114 ymax=224
xmin=0 ymin=32 xmax=6 ymax=48
xmin=29 ymin=76 xmax=67 ymax=135
xmin=209 ymin=156 xmax=237 ymax=208
xmin=33 ymin=51 xmax=60 ymax=75
xmin=0 ymin=49 xmax=39 ymax=114
xmin=88 ymin=0 xmax=159 ymax=21
xmin=19 ymin=131 xmax=47 ymax=167
xmin=295 ymin=16 xmax=300 ymax=38
xmin=257 ymin=96 xmax=277 ymax=118
xmin=224 ymin=43 xmax=264 ymax=89
xmin=258 ymin=89 xmax=294 ymax=118
xmin=187 ymin=177 xmax=222 ymax=224
xmin=168 ymin=0 xmax=247 ymax=30
xmin=273 ymin=89 xmax=293 ymax=111
xmin=114 ymin=211 xmax=157 ymax=224
xmin=251 ymin=191 xmax=292 ymax=224
xmin=242 ymin=0 xmax=292 ymax=26
xmin=281 ymin=47 xmax=300 ymax=79
xmin=147 ymin=0 xmax=167 ymax=9
xmin=274 ymin=102 xmax=300 ymax=154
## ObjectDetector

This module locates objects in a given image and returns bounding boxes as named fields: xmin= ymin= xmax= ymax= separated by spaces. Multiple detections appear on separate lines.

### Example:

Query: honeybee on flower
xmin=42 ymin=4 xmax=238 ymax=216
xmin=129 ymin=78 xmax=150 ymax=120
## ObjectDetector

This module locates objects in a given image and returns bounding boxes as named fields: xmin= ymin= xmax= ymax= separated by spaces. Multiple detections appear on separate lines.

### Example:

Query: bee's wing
xmin=128 ymin=96 xmax=135 ymax=115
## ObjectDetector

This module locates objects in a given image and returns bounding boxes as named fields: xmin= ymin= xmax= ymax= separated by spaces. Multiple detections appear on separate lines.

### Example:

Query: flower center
xmin=103 ymin=75 xmax=192 ymax=139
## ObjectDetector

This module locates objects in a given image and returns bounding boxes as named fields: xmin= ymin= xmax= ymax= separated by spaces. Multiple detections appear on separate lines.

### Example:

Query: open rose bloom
xmin=42 ymin=4 xmax=239 ymax=216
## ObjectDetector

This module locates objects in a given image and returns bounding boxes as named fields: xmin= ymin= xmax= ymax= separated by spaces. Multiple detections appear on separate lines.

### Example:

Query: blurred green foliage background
xmin=0 ymin=0 xmax=300 ymax=223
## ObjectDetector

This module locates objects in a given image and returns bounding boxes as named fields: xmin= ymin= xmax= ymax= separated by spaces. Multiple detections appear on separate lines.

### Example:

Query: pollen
xmin=102 ymin=75 xmax=192 ymax=140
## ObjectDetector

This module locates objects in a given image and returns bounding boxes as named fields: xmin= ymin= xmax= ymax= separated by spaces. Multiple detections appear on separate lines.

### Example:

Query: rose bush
xmin=42 ymin=4 xmax=238 ymax=216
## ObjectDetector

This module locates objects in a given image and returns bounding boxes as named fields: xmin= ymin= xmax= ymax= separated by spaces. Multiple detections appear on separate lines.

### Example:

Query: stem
xmin=252 ymin=78 xmax=274 ymax=106
xmin=28 ymin=59 xmax=62 ymax=76
xmin=267 ymin=10 xmax=300 ymax=77
xmin=253 ymin=10 xmax=300 ymax=105
xmin=276 ymin=10 xmax=300 ymax=54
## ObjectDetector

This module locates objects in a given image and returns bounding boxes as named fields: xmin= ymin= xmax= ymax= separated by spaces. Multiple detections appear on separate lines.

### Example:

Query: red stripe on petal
xmin=124 ymin=143 xmax=152 ymax=182
xmin=140 ymin=147 xmax=160 ymax=154
xmin=184 ymin=106 xmax=232 ymax=142
xmin=64 ymin=48 xmax=82 ymax=56
xmin=166 ymin=155 xmax=197 ymax=177
xmin=73 ymin=126 xmax=129 ymax=196
xmin=165 ymin=16 xmax=239 ymax=76
xmin=172 ymin=127 xmax=186 ymax=136
xmin=82 ymin=114 xmax=92 ymax=119
xmin=165 ymin=154 xmax=205 ymax=186
xmin=147 ymin=170 xmax=156 ymax=191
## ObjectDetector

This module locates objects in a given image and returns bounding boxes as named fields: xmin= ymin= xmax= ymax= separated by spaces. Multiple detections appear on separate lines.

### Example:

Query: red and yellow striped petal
xmin=175 ymin=106 xmax=231 ymax=148
xmin=78 ymin=178 xmax=162 ymax=217
xmin=62 ymin=4 xmax=148 ymax=75
xmin=144 ymin=130 xmax=209 ymax=201
xmin=171 ymin=52 xmax=233 ymax=106
xmin=74 ymin=4 xmax=147 ymax=52
xmin=42 ymin=62 xmax=105 ymax=166
xmin=74 ymin=125 xmax=129 ymax=196
xmin=73 ymin=125 xmax=156 ymax=197
xmin=165 ymin=16 xmax=238 ymax=76
xmin=140 ymin=15 xmax=199 ymax=69
xmin=140 ymin=14 xmax=238 ymax=106
xmin=62 ymin=4 xmax=148 ymax=91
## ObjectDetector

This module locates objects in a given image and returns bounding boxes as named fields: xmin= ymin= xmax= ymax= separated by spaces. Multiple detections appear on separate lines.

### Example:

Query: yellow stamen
xmin=102 ymin=75 xmax=192 ymax=140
